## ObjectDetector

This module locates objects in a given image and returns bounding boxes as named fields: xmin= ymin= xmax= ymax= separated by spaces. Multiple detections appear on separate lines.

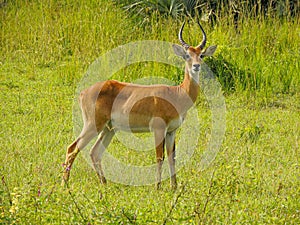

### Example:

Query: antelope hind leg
xmin=62 ymin=126 xmax=98 ymax=185
xmin=62 ymin=140 xmax=80 ymax=185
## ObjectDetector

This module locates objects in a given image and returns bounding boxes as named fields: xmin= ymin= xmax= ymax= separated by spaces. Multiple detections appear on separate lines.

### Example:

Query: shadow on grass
xmin=205 ymin=54 xmax=253 ymax=93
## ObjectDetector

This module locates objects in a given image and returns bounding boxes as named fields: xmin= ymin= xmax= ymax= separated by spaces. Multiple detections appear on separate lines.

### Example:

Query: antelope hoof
xmin=61 ymin=175 xmax=69 ymax=186
xmin=100 ymin=176 xmax=107 ymax=185
xmin=171 ymin=182 xmax=177 ymax=190
xmin=97 ymin=174 xmax=107 ymax=185
xmin=156 ymin=182 xmax=162 ymax=190
xmin=171 ymin=176 xmax=177 ymax=190
xmin=61 ymin=164 xmax=71 ymax=186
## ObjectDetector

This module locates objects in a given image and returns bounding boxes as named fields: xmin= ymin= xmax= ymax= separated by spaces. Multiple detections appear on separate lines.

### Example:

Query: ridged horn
xmin=198 ymin=21 xmax=207 ymax=49
xmin=178 ymin=21 xmax=190 ymax=50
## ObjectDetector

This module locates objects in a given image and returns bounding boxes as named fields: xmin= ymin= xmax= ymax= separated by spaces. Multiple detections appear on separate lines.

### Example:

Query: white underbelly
xmin=111 ymin=112 xmax=184 ymax=133
xmin=111 ymin=112 xmax=151 ymax=132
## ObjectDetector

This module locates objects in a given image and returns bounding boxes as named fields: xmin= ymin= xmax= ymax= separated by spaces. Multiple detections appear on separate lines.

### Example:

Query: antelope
xmin=62 ymin=22 xmax=217 ymax=189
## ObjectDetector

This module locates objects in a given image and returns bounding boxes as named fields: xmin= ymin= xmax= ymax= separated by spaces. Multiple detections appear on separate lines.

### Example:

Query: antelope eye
xmin=200 ymin=54 xmax=204 ymax=59
xmin=183 ymin=54 xmax=191 ymax=60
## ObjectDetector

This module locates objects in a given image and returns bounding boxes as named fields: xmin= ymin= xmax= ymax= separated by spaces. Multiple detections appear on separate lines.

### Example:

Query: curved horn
xmin=178 ymin=21 xmax=190 ymax=50
xmin=198 ymin=21 xmax=207 ymax=49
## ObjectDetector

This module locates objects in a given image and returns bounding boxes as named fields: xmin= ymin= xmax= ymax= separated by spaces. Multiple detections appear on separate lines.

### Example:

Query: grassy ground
xmin=1 ymin=0 xmax=299 ymax=224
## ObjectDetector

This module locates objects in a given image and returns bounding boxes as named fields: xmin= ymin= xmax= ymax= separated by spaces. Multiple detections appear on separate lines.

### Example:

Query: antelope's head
xmin=173 ymin=22 xmax=217 ymax=79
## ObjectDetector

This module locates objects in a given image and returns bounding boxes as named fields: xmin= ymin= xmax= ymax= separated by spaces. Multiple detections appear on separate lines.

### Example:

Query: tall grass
xmin=210 ymin=17 xmax=300 ymax=94
xmin=1 ymin=0 xmax=299 ymax=94
xmin=1 ymin=0 xmax=133 ymax=68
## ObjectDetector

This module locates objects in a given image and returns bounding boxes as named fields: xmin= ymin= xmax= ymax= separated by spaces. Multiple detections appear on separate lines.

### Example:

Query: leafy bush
xmin=115 ymin=0 xmax=299 ymax=26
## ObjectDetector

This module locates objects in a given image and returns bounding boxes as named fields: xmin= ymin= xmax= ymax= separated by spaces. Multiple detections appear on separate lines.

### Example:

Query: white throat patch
xmin=189 ymin=69 xmax=200 ymax=84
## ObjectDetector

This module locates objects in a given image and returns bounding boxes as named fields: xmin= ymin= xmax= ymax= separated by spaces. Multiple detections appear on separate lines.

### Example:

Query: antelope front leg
xmin=90 ymin=127 xmax=115 ymax=184
xmin=166 ymin=131 xmax=177 ymax=189
xmin=154 ymin=129 xmax=166 ymax=189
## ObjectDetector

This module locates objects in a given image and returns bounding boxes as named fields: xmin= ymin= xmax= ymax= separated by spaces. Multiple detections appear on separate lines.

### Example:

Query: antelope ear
xmin=172 ymin=44 xmax=186 ymax=58
xmin=202 ymin=45 xmax=217 ymax=57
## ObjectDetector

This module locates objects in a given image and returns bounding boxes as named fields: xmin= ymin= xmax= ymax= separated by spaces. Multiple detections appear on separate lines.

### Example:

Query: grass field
xmin=1 ymin=0 xmax=299 ymax=224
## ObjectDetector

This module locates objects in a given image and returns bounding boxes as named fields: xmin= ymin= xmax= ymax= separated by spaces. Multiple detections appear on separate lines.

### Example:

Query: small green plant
xmin=241 ymin=124 xmax=263 ymax=143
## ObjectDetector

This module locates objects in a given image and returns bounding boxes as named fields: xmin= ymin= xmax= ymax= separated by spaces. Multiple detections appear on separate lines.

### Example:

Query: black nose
xmin=193 ymin=64 xmax=200 ymax=70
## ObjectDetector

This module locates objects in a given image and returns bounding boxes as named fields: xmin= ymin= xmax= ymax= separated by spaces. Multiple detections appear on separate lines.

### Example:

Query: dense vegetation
xmin=1 ymin=0 xmax=299 ymax=224
xmin=117 ymin=0 xmax=299 ymax=22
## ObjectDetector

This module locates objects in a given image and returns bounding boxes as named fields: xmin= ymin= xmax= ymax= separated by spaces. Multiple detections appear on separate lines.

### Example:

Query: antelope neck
xmin=179 ymin=66 xmax=200 ymax=104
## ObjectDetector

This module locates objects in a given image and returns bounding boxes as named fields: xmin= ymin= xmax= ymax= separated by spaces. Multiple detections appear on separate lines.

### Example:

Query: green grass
xmin=1 ymin=0 xmax=299 ymax=224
